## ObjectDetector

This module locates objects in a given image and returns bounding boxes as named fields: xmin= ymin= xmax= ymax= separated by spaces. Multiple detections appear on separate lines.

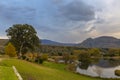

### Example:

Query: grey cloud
xmin=0 ymin=2 xmax=36 ymax=23
xmin=59 ymin=0 xmax=95 ymax=21
xmin=7 ymin=7 xmax=36 ymax=21
xmin=37 ymin=25 xmax=58 ymax=33
xmin=95 ymin=18 xmax=105 ymax=24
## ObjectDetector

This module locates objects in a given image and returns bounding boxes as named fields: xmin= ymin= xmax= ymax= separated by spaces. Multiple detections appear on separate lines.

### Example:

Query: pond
xmin=76 ymin=58 xmax=120 ymax=78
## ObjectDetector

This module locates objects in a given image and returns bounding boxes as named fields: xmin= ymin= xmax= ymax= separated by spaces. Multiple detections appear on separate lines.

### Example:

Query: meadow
xmin=0 ymin=58 xmax=104 ymax=80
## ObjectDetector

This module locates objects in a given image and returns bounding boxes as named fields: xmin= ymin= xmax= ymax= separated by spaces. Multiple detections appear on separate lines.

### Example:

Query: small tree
xmin=63 ymin=53 xmax=70 ymax=64
xmin=78 ymin=50 xmax=90 ymax=62
xmin=41 ymin=54 xmax=48 ymax=61
xmin=89 ymin=48 xmax=101 ymax=57
xmin=108 ymin=48 xmax=120 ymax=57
xmin=5 ymin=42 xmax=16 ymax=57
xmin=78 ymin=50 xmax=91 ymax=69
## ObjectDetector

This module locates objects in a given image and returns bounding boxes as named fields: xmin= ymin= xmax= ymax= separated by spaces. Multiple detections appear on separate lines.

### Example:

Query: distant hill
xmin=0 ymin=39 xmax=75 ymax=47
xmin=0 ymin=39 xmax=8 ymax=51
xmin=41 ymin=39 xmax=76 ymax=46
xmin=0 ymin=39 xmax=8 ymax=47
xmin=78 ymin=36 xmax=120 ymax=48
xmin=1 ymin=36 xmax=120 ymax=48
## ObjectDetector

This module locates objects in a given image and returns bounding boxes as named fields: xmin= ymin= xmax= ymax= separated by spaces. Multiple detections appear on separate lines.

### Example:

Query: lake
xmin=76 ymin=58 xmax=120 ymax=78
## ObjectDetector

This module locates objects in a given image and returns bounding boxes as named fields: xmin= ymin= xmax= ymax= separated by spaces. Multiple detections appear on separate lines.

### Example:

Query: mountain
xmin=1 ymin=36 xmax=120 ymax=48
xmin=0 ymin=39 xmax=75 ymax=47
xmin=79 ymin=36 xmax=120 ymax=48
xmin=41 ymin=39 xmax=76 ymax=46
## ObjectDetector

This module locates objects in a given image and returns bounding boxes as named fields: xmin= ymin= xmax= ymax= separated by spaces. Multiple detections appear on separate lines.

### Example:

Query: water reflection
xmin=77 ymin=58 xmax=120 ymax=78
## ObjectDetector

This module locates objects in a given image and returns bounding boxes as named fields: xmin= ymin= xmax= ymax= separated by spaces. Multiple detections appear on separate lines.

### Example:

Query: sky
xmin=0 ymin=0 xmax=120 ymax=43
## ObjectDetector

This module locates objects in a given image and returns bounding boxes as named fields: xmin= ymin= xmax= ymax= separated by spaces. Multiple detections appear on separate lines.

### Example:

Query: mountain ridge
xmin=0 ymin=36 xmax=120 ymax=48
xmin=78 ymin=36 xmax=120 ymax=48
xmin=41 ymin=39 xmax=76 ymax=46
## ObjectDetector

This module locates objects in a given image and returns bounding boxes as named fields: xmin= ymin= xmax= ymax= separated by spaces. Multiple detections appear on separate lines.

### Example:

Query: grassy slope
xmin=0 ymin=66 xmax=18 ymax=80
xmin=0 ymin=59 xmax=104 ymax=80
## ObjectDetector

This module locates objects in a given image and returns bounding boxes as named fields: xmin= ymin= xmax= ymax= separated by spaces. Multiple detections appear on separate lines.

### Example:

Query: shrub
xmin=66 ymin=63 xmax=76 ymax=72
xmin=78 ymin=50 xmax=90 ymax=62
xmin=35 ymin=57 xmax=44 ymax=64
xmin=115 ymin=70 xmax=120 ymax=76
xmin=26 ymin=58 xmax=29 ymax=61
xmin=38 ymin=58 xmax=44 ymax=64
xmin=41 ymin=54 xmax=48 ymax=61
xmin=63 ymin=53 xmax=70 ymax=64
xmin=34 ymin=54 xmax=48 ymax=64
xmin=22 ymin=55 xmax=27 ymax=60
xmin=5 ymin=42 xmax=16 ymax=57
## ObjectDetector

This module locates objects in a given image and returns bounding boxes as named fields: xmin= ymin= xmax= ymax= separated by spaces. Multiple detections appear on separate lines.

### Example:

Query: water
xmin=76 ymin=58 xmax=120 ymax=78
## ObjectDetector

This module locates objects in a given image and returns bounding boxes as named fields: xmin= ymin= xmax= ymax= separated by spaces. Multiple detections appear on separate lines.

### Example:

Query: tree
xmin=108 ymin=48 xmax=120 ymax=57
xmin=6 ymin=24 xmax=40 ymax=57
xmin=78 ymin=50 xmax=90 ymax=62
xmin=89 ymin=48 xmax=101 ymax=57
xmin=5 ymin=42 xmax=16 ymax=57
xmin=78 ymin=50 xmax=91 ymax=69
xmin=63 ymin=53 xmax=70 ymax=64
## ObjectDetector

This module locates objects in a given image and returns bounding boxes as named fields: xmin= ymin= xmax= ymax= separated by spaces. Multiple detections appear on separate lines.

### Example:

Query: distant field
xmin=0 ymin=58 xmax=104 ymax=80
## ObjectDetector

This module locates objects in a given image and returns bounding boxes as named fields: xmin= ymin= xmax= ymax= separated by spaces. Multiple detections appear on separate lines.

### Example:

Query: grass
xmin=0 ymin=66 xmax=18 ymax=80
xmin=0 ymin=58 xmax=118 ymax=80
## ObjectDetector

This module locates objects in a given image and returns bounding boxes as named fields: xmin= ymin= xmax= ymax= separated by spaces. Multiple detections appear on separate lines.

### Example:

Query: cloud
xmin=0 ymin=1 xmax=39 ymax=30
xmin=6 ymin=7 xmax=35 ymax=21
xmin=0 ymin=0 xmax=120 ymax=43
xmin=59 ymin=0 xmax=95 ymax=21
xmin=84 ymin=25 xmax=95 ymax=33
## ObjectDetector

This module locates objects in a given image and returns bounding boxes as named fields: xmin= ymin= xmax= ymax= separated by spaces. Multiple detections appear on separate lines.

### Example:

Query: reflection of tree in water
xmin=79 ymin=58 xmax=100 ymax=70
xmin=91 ymin=58 xmax=99 ymax=64
xmin=79 ymin=57 xmax=120 ymax=70
xmin=79 ymin=58 xmax=91 ymax=70
xmin=93 ymin=58 xmax=120 ymax=68
xmin=107 ymin=58 xmax=120 ymax=67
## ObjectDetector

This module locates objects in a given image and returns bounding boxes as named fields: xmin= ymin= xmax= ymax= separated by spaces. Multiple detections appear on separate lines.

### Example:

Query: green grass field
xmin=0 ymin=58 xmax=102 ymax=80
xmin=0 ymin=66 xmax=18 ymax=80
xmin=0 ymin=58 xmax=118 ymax=80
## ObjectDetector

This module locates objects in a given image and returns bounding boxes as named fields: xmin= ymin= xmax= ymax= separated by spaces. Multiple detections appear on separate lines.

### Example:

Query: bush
xmin=22 ymin=55 xmax=27 ymax=60
xmin=26 ymin=58 xmax=29 ymax=61
xmin=5 ymin=42 xmax=17 ymax=57
xmin=38 ymin=58 xmax=44 ymax=64
xmin=35 ymin=57 xmax=44 ymax=64
xmin=78 ymin=50 xmax=90 ymax=62
xmin=115 ymin=70 xmax=120 ymax=76
xmin=41 ymin=54 xmax=48 ymax=61
xmin=34 ymin=54 xmax=48 ymax=64
xmin=66 ymin=63 xmax=76 ymax=72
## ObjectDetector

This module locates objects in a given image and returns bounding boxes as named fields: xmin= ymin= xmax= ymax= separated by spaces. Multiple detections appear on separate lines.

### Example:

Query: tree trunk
xmin=18 ymin=43 xmax=24 ymax=59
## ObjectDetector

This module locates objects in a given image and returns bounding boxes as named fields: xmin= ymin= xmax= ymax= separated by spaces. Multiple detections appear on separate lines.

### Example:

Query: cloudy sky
xmin=0 ymin=0 xmax=120 ymax=43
